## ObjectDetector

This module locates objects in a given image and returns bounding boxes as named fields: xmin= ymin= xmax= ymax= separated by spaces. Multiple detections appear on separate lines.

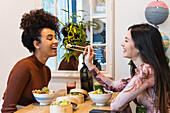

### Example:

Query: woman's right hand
xmin=83 ymin=46 xmax=95 ymax=70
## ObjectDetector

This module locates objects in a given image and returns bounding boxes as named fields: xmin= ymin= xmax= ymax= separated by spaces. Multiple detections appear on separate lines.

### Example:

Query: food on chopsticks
xmin=32 ymin=87 xmax=54 ymax=94
xmin=89 ymin=89 xmax=109 ymax=94
xmin=66 ymin=44 xmax=72 ymax=48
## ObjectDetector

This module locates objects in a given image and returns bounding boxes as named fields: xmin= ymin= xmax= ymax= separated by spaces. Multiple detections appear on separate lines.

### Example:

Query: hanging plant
xmin=59 ymin=9 xmax=96 ymax=62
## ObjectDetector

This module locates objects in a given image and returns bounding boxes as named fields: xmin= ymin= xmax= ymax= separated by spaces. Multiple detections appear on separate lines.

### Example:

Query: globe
xmin=161 ymin=32 xmax=169 ymax=52
xmin=145 ymin=1 xmax=169 ymax=25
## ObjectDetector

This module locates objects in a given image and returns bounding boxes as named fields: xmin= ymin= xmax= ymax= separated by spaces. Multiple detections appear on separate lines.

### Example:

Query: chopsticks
xmin=67 ymin=44 xmax=102 ymax=50
xmin=66 ymin=44 xmax=97 ymax=55
xmin=66 ymin=47 xmax=97 ymax=55
xmin=70 ymin=44 xmax=86 ymax=49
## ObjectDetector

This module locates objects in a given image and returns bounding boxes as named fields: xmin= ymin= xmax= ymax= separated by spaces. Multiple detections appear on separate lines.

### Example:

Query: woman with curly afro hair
xmin=1 ymin=9 xmax=60 ymax=113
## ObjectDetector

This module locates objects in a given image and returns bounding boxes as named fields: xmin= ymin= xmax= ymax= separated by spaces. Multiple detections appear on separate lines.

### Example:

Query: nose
xmin=53 ymin=38 xmax=58 ymax=46
xmin=121 ymin=41 xmax=124 ymax=47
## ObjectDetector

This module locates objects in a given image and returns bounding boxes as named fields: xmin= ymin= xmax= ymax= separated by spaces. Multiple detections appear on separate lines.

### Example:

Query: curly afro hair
xmin=20 ymin=9 xmax=60 ymax=53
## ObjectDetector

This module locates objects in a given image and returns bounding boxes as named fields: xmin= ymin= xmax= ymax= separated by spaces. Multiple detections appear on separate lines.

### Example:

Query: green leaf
xmin=83 ymin=23 xmax=87 ymax=28
xmin=128 ymin=60 xmax=132 ymax=65
xmin=59 ymin=21 xmax=66 ymax=27
xmin=66 ymin=55 xmax=70 ymax=62
xmin=61 ymin=54 xmax=66 ymax=59
xmin=78 ymin=10 xmax=87 ymax=13
xmin=73 ymin=14 xmax=81 ymax=19
xmin=60 ymin=44 xmax=64 ymax=48
xmin=67 ymin=18 xmax=70 ymax=23
xmin=74 ymin=55 xmax=79 ymax=61
xmin=83 ymin=14 xmax=87 ymax=18
xmin=61 ymin=9 xmax=69 ymax=12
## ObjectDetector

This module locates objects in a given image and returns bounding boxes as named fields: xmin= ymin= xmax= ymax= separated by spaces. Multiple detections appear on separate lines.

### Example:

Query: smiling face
xmin=35 ymin=28 xmax=58 ymax=58
xmin=121 ymin=29 xmax=140 ymax=60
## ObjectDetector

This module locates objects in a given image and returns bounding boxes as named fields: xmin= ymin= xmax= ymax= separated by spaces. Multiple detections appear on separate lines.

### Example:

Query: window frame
xmin=35 ymin=0 xmax=115 ymax=78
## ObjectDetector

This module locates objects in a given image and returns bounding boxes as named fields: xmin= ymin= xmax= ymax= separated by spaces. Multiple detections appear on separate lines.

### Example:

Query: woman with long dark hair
xmin=84 ymin=23 xmax=170 ymax=113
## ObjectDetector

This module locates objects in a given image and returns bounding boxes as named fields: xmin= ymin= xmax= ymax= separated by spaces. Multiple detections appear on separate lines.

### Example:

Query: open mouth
xmin=52 ymin=46 xmax=57 ymax=50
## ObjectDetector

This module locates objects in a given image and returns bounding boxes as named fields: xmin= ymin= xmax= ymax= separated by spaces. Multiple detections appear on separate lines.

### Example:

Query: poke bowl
xmin=88 ymin=89 xmax=113 ymax=106
xmin=32 ymin=87 xmax=56 ymax=105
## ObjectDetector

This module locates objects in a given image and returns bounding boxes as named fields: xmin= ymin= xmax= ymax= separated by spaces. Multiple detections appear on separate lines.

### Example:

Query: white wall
xmin=0 ymin=0 xmax=36 ymax=100
xmin=115 ymin=0 xmax=170 ymax=80
xmin=0 ymin=0 xmax=170 ymax=112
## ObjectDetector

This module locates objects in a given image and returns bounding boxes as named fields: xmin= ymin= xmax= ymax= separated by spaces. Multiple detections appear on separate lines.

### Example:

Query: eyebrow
xmin=46 ymin=34 xmax=56 ymax=38
xmin=125 ymin=37 xmax=129 ymax=40
xmin=46 ymin=34 xmax=53 ymax=37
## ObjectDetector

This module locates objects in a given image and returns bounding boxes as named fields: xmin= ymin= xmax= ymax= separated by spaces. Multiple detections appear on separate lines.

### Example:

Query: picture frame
xmin=94 ymin=0 xmax=106 ymax=13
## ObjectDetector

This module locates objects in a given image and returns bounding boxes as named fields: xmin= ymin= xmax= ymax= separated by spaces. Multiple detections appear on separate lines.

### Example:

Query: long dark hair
xmin=129 ymin=23 xmax=170 ymax=113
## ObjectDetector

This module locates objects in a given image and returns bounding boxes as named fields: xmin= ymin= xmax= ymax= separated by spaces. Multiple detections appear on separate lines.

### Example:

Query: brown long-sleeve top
xmin=1 ymin=54 xmax=51 ymax=113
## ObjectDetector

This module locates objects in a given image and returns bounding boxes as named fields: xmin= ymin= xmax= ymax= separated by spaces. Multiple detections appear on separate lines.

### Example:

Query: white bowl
xmin=33 ymin=92 xmax=56 ymax=105
xmin=88 ymin=91 xmax=113 ymax=106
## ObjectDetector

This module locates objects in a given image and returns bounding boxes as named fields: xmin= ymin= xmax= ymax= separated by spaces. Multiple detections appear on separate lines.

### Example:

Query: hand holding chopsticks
xmin=83 ymin=46 xmax=96 ymax=70
xmin=65 ymin=44 xmax=96 ymax=70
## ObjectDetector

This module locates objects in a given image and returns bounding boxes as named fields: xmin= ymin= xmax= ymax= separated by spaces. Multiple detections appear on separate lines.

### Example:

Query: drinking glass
xmin=66 ymin=81 xmax=76 ymax=94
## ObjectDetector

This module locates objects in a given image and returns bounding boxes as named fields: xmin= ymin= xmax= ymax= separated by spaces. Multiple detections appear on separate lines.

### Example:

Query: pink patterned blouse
xmin=90 ymin=63 xmax=169 ymax=113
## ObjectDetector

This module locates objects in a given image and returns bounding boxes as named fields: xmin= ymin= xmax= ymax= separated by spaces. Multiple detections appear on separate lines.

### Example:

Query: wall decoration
xmin=94 ymin=0 xmax=106 ymax=13
xmin=145 ymin=1 xmax=169 ymax=26
xmin=161 ymin=32 xmax=169 ymax=52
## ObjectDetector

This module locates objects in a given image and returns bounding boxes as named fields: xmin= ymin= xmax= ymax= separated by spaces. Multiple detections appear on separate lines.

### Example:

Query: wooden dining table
xmin=14 ymin=89 xmax=119 ymax=113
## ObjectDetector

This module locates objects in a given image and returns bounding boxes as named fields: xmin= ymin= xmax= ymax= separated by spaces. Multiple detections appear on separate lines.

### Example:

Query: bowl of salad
xmin=88 ymin=89 xmax=113 ymax=106
xmin=32 ymin=87 xmax=56 ymax=105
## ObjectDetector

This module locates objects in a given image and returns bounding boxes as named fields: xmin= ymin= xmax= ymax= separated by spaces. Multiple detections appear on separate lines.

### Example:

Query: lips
xmin=123 ymin=48 xmax=126 ymax=53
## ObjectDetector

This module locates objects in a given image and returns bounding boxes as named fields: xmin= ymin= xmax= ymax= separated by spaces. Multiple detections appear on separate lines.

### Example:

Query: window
xmin=89 ymin=0 xmax=114 ymax=78
xmin=41 ymin=0 xmax=114 ymax=78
